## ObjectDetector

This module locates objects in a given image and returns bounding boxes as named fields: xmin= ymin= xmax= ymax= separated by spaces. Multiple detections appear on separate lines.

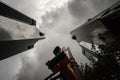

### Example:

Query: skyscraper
xmin=70 ymin=1 xmax=120 ymax=62
xmin=0 ymin=1 xmax=45 ymax=60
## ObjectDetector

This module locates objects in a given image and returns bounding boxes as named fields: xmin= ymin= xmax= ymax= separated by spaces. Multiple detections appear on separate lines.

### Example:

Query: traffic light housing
xmin=53 ymin=46 xmax=61 ymax=56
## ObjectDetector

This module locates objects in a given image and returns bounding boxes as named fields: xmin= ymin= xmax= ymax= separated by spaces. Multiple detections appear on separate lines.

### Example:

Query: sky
xmin=0 ymin=0 xmax=119 ymax=80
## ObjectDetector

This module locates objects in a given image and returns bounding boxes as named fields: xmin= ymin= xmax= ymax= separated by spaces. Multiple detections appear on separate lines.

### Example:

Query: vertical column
xmin=67 ymin=47 xmax=83 ymax=80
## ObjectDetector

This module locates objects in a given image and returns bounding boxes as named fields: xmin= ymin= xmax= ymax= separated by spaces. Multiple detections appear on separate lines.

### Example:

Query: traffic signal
xmin=53 ymin=46 xmax=61 ymax=56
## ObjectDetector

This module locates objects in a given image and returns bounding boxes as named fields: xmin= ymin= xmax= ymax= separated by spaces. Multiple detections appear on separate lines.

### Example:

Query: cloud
xmin=14 ymin=49 xmax=40 ymax=80
xmin=2 ymin=0 xmax=71 ymax=22
xmin=68 ymin=0 xmax=97 ymax=20
xmin=0 ymin=54 xmax=21 ymax=80
xmin=68 ymin=0 xmax=118 ymax=21
xmin=90 ymin=0 xmax=118 ymax=11
xmin=1 ymin=0 xmax=119 ymax=80
xmin=15 ymin=1 xmax=88 ymax=79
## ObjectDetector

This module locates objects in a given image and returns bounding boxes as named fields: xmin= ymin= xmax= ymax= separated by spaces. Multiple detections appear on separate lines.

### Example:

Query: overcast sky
xmin=0 ymin=0 xmax=119 ymax=80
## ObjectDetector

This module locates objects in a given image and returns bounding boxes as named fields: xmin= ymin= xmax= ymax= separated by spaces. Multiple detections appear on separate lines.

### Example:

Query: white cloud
xmin=0 ymin=0 xmax=119 ymax=80
xmin=1 ymin=0 xmax=71 ymax=22
xmin=14 ymin=1 xmax=88 ymax=79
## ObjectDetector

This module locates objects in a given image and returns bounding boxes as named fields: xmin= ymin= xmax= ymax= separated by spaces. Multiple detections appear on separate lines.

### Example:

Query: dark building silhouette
xmin=70 ymin=1 xmax=120 ymax=62
xmin=0 ymin=1 xmax=45 ymax=60
xmin=0 ymin=2 xmax=36 ymax=25
xmin=71 ymin=1 xmax=120 ymax=43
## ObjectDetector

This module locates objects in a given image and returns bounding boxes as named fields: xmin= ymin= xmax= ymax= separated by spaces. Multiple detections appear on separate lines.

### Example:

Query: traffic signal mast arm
xmin=45 ymin=46 xmax=83 ymax=80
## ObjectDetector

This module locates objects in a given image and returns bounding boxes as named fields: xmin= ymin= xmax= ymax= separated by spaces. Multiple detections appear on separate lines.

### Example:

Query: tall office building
xmin=70 ymin=1 xmax=120 ymax=62
xmin=0 ymin=1 xmax=45 ymax=60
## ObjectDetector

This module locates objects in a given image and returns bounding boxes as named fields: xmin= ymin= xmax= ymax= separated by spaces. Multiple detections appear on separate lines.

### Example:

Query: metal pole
xmin=67 ymin=47 xmax=83 ymax=80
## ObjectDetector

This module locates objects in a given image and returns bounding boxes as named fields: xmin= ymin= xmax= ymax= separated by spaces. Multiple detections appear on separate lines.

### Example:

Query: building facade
xmin=0 ymin=1 xmax=45 ymax=60
xmin=70 ymin=1 xmax=120 ymax=62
